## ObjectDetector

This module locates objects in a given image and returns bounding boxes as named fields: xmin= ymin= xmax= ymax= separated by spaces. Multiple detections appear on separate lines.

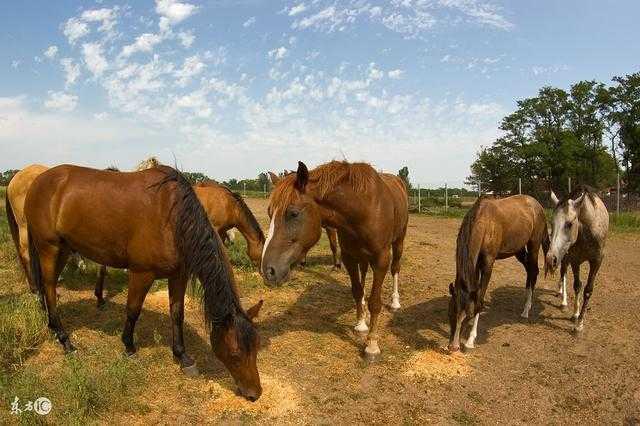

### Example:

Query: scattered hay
xmin=404 ymin=349 xmax=471 ymax=381
xmin=203 ymin=373 xmax=300 ymax=419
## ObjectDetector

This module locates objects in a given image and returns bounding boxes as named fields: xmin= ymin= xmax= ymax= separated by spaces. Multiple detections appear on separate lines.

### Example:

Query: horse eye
xmin=565 ymin=221 xmax=572 ymax=229
xmin=288 ymin=210 xmax=299 ymax=219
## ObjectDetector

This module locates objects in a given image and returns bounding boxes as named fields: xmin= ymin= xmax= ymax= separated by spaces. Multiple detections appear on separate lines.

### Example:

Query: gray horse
xmin=545 ymin=187 xmax=609 ymax=332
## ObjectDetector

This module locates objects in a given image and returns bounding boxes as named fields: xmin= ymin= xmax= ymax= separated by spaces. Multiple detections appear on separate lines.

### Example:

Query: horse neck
xmin=307 ymin=182 xmax=364 ymax=232
xmin=231 ymin=201 xmax=264 ymax=253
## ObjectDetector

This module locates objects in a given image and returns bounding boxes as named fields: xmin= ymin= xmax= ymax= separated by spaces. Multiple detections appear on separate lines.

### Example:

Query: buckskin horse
xmin=546 ymin=187 xmax=608 ymax=332
xmin=22 ymin=165 xmax=263 ymax=400
xmin=261 ymin=161 xmax=408 ymax=361
xmin=268 ymin=171 xmax=341 ymax=269
xmin=448 ymin=195 xmax=549 ymax=352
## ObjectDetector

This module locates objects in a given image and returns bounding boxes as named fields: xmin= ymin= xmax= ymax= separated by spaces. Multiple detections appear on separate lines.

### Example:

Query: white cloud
xmin=11 ymin=60 xmax=21 ymax=69
xmin=82 ymin=43 xmax=108 ymax=77
xmin=44 ymin=45 xmax=58 ymax=59
xmin=121 ymin=33 xmax=163 ymax=57
xmin=268 ymin=46 xmax=288 ymax=61
xmin=61 ymin=58 xmax=81 ymax=87
xmin=63 ymin=18 xmax=89 ymax=44
xmin=368 ymin=63 xmax=383 ymax=80
xmin=178 ymin=31 xmax=195 ymax=47
xmin=532 ymin=64 xmax=569 ymax=76
xmin=243 ymin=17 xmax=256 ymax=27
xmin=175 ymin=55 xmax=205 ymax=87
xmin=44 ymin=91 xmax=78 ymax=112
xmin=289 ymin=3 xmax=307 ymax=16
xmin=80 ymin=8 xmax=118 ymax=32
xmin=388 ymin=69 xmax=404 ymax=79
xmin=156 ymin=0 xmax=198 ymax=31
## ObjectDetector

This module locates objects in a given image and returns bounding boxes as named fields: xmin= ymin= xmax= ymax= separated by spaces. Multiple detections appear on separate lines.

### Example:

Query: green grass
xmin=610 ymin=211 xmax=640 ymax=232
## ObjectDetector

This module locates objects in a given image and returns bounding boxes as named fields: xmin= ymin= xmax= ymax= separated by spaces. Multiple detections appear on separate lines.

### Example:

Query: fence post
xmin=243 ymin=182 xmax=246 ymax=197
xmin=445 ymin=183 xmax=448 ymax=212
xmin=478 ymin=182 xmax=481 ymax=198
xmin=263 ymin=183 xmax=267 ymax=198
xmin=616 ymin=171 xmax=620 ymax=215
xmin=417 ymin=184 xmax=421 ymax=213
xmin=518 ymin=177 xmax=522 ymax=195
xmin=568 ymin=177 xmax=571 ymax=194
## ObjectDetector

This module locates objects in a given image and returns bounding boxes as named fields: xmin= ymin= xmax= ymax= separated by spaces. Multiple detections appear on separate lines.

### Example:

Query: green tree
xmin=398 ymin=166 xmax=411 ymax=189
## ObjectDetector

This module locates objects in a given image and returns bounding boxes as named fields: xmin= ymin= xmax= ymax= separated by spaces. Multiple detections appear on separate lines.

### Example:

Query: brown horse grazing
xmin=24 ymin=165 xmax=263 ymax=400
xmin=546 ymin=187 xmax=608 ymax=332
xmin=268 ymin=171 xmax=341 ymax=269
xmin=5 ymin=164 xmax=49 ymax=293
xmin=193 ymin=181 xmax=265 ymax=266
xmin=262 ymin=161 xmax=408 ymax=361
xmin=448 ymin=195 xmax=549 ymax=352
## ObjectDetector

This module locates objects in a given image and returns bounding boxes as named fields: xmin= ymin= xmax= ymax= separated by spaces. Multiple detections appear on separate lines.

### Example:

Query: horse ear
xmin=295 ymin=161 xmax=309 ymax=192
xmin=268 ymin=172 xmax=280 ymax=185
xmin=246 ymin=300 xmax=263 ymax=320
xmin=573 ymin=192 xmax=585 ymax=209
xmin=550 ymin=190 xmax=560 ymax=207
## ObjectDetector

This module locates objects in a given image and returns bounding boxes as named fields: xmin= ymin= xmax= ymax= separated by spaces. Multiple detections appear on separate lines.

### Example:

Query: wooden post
xmin=445 ymin=183 xmax=448 ymax=211
xmin=417 ymin=184 xmax=421 ymax=213
xmin=478 ymin=182 xmax=481 ymax=198
xmin=243 ymin=182 xmax=246 ymax=197
xmin=568 ymin=177 xmax=571 ymax=194
xmin=518 ymin=177 xmax=522 ymax=195
xmin=263 ymin=183 xmax=267 ymax=198
xmin=617 ymin=171 xmax=620 ymax=215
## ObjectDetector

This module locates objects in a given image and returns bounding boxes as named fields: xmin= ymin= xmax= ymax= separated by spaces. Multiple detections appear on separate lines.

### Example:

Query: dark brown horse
xmin=93 ymin=180 xmax=266 ymax=306
xmin=262 ymin=161 xmax=408 ymax=361
xmin=448 ymin=195 xmax=549 ymax=352
xmin=268 ymin=171 xmax=341 ymax=269
xmin=22 ymin=165 xmax=263 ymax=400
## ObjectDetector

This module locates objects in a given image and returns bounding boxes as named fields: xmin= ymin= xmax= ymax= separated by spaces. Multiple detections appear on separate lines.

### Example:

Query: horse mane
xmin=136 ymin=156 xmax=161 ymax=171
xmin=456 ymin=197 xmax=486 ymax=294
xmin=557 ymin=185 xmax=597 ymax=207
xmin=153 ymin=167 xmax=256 ymax=350
xmin=271 ymin=161 xmax=379 ymax=211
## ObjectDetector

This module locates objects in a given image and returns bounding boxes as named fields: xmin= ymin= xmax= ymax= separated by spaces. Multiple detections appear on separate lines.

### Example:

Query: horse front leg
xmin=575 ymin=257 xmax=602 ymax=332
xmin=343 ymin=253 xmax=367 ymax=332
xmin=364 ymin=251 xmax=390 ymax=362
xmin=122 ymin=272 xmax=154 ymax=356
xmin=168 ymin=274 xmax=198 ymax=376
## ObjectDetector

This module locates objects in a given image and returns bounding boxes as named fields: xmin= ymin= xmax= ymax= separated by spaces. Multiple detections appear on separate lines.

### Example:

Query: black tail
xmin=5 ymin=190 xmax=30 ymax=282
xmin=455 ymin=198 xmax=484 ymax=297
xmin=27 ymin=226 xmax=46 ymax=311
xmin=155 ymin=167 xmax=255 ymax=347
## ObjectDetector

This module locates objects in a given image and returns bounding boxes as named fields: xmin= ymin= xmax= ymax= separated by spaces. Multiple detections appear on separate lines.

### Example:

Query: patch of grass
xmin=452 ymin=409 xmax=478 ymax=425
xmin=226 ymin=237 xmax=254 ymax=271
xmin=415 ymin=206 xmax=469 ymax=219
xmin=0 ymin=293 xmax=47 ymax=371
xmin=610 ymin=211 xmax=640 ymax=233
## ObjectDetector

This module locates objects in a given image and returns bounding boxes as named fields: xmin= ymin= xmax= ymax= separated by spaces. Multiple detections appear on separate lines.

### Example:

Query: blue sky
xmin=1 ymin=0 xmax=639 ymax=185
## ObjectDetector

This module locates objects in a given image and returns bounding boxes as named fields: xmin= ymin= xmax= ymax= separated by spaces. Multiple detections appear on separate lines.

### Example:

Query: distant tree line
xmin=467 ymin=72 xmax=640 ymax=199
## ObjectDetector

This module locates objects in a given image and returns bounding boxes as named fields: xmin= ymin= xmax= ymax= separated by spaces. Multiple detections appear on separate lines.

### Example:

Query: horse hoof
xmin=124 ymin=348 xmax=137 ymax=358
xmin=181 ymin=364 xmax=199 ymax=377
xmin=560 ymin=304 xmax=569 ymax=312
xmin=462 ymin=342 xmax=475 ymax=351
xmin=447 ymin=344 xmax=460 ymax=354
xmin=364 ymin=350 xmax=380 ymax=364
xmin=96 ymin=299 xmax=106 ymax=310
xmin=64 ymin=344 xmax=77 ymax=355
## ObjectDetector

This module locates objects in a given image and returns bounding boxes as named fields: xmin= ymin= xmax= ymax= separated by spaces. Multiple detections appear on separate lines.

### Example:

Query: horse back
xmin=193 ymin=183 xmax=235 ymax=229
xmin=25 ymin=164 xmax=180 ymax=273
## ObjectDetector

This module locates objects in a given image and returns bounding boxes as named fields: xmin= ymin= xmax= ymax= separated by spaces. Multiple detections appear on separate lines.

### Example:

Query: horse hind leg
xmin=94 ymin=265 xmax=108 ymax=308
xmin=464 ymin=259 xmax=493 ymax=350
xmin=121 ymin=272 xmax=155 ymax=356
xmin=38 ymin=243 xmax=75 ymax=353
xmin=389 ymin=235 xmax=405 ymax=311
xmin=520 ymin=243 xmax=540 ymax=319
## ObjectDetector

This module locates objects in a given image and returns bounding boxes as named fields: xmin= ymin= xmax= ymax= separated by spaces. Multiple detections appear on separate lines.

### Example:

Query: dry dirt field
xmin=2 ymin=197 xmax=640 ymax=424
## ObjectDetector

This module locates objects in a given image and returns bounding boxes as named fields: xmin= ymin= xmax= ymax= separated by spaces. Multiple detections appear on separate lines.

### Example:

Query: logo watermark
xmin=10 ymin=396 xmax=52 ymax=416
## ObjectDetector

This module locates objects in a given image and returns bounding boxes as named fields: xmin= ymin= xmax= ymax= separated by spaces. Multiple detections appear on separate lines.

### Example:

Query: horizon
xmin=1 ymin=1 xmax=639 ymax=186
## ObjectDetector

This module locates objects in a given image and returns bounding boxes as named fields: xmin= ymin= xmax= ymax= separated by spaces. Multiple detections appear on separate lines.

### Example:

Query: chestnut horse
xmin=93 ymin=180 xmax=266 ymax=305
xmin=23 ymin=165 xmax=263 ymax=400
xmin=546 ymin=187 xmax=608 ymax=332
xmin=268 ymin=171 xmax=340 ymax=269
xmin=262 ymin=161 xmax=408 ymax=361
xmin=448 ymin=195 xmax=549 ymax=352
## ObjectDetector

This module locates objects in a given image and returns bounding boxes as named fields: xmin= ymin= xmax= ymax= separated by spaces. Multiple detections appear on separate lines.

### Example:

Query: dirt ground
xmin=6 ymin=197 xmax=640 ymax=424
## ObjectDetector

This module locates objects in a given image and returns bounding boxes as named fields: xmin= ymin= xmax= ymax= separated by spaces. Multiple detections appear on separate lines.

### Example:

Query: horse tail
xmin=27 ymin=226 xmax=46 ymax=311
xmin=155 ymin=167 xmax=254 ymax=342
xmin=5 ymin=190 xmax=29 ymax=281
xmin=455 ymin=198 xmax=484 ymax=308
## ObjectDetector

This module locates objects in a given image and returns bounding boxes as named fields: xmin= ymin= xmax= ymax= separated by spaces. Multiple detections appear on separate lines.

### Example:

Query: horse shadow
xmin=55 ymin=291 xmax=231 ymax=383
xmin=258 ymin=267 xmax=364 ymax=353
xmin=389 ymin=284 xmax=570 ymax=350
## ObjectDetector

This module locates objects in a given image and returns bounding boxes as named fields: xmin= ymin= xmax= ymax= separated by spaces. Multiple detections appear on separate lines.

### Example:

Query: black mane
xmin=154 ymin=167 xmax=256 ymax=350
